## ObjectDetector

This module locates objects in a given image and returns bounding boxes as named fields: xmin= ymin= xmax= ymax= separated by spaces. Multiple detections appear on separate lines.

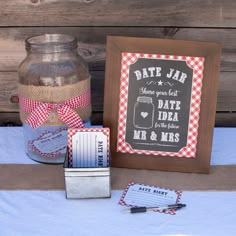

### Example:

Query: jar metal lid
xmin=25 ymin=34 xmax=78 ymax=53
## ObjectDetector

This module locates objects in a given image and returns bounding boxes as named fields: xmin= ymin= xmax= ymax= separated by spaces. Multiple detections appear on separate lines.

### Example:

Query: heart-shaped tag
xmin=141 ymin=112 xmax=148 ymax=118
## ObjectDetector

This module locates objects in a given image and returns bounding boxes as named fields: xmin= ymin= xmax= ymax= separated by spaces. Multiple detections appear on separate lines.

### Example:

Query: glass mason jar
xmin=18 ymin=34 xmax=91 ymax=164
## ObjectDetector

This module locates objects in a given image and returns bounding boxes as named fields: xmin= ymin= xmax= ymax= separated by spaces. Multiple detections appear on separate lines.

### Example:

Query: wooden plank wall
xmin=0 ymin=0 xmax=235 ymax=126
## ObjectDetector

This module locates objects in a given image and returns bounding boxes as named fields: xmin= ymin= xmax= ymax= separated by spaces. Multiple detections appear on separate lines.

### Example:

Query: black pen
xmin=122 ymin=203 xmax=186 ymax=214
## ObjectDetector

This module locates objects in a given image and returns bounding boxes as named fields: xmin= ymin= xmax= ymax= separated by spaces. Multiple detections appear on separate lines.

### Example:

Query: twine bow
xmin=19 ymin=91 xmax=90 ymax=128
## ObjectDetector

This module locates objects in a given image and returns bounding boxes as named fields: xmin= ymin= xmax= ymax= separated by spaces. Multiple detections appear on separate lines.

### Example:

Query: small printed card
xmin=119 ymin=183 xmax=182 ymax=215
xmin=68 ymin=128 xmax=110 ymax=168
xmin=28 ymin=128 xmax=68 ymax=158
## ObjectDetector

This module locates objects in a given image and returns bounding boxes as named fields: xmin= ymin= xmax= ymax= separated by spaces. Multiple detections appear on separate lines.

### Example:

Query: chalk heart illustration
xmin=141 ymin=112 xmax=148 ymax=118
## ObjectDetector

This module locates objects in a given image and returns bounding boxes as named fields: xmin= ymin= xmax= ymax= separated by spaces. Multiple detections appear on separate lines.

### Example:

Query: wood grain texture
xmin=0 ymin=27 xmax=235 ymax=71
xmin=0 ymin=71 xmax=234 ymax=112
xmin=103 ymin=36 xmax=222 ymax=173
xmin=215 ymin=113 xmax=236 ymax=127
xmin=0 ymin=1 xmax=235 ymax=126
xmin=0 ymin=0 xmax=235 ymax=27
xmin=0 ymin=113 xmax=22 ymax=126
xmin=2 ymin=112 xmax=236 ymax=127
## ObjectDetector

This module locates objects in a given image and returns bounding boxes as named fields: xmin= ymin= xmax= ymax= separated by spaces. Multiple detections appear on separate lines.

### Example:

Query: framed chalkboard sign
xmin=103 ymin=36 xmax=222 ymax=173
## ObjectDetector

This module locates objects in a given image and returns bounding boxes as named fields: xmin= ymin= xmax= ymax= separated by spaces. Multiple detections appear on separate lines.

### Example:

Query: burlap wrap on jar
xmin=18 ymin=78 xmax=91 ymax=127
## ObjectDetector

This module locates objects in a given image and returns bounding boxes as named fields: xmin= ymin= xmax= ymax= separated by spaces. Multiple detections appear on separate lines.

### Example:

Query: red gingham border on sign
xmin=117 ymin=53 xmax=205 ymax=158
xmin=68 ymin=128 xmax=110 ymax=167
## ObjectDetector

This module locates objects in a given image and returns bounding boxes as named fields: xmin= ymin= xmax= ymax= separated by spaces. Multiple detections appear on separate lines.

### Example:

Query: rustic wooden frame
xmin=103 ymin=36 xmax=222 ymax=173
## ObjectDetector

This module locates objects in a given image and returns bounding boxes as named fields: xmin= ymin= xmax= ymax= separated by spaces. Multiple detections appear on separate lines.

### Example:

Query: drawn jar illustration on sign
xmin=18 ymin=34 xmax=91 ymax=164
xmin=133 ymin=96 xmax=154 ymax=129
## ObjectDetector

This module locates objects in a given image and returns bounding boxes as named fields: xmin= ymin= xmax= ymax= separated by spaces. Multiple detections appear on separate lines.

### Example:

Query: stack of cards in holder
xmin=64 ymin=128 xmax=111 ymax=199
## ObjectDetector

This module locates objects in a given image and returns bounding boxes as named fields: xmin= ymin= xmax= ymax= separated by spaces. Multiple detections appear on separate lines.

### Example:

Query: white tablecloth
xmin=0 ymin=127 xmax=236 ymax=236
xmin=1 ymin=127 xmax=236 ymax=165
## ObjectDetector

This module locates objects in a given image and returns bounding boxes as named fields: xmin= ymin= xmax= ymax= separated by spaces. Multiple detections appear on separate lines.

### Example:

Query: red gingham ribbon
xmin=19 ymin=90 xmax=90 ymax=129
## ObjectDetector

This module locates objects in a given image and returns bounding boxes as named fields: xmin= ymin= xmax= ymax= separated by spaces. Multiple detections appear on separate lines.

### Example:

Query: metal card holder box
xmin=64 ymin=151 xmax=111 ymax=199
